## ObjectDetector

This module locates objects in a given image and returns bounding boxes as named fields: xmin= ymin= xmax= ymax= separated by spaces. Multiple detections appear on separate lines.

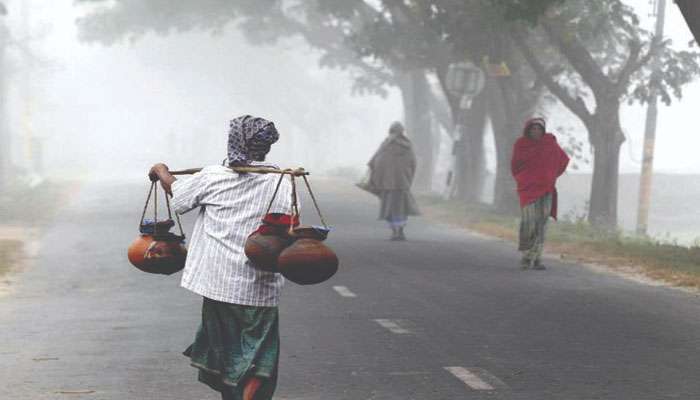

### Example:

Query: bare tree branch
xmin=351 ymin=0 xmax=382 ymax=22
xmin=614 ymin=39 xmax=643 ymax=92
xmin=509 ymin=27 xmax=593 ymax=124
xmin=616 ymin=41 xmax=660 ymax=95
xmin=540 ymin=18 xmax=613 ymax=95
xmin=676 ymin=0 xmax=700 ymax=43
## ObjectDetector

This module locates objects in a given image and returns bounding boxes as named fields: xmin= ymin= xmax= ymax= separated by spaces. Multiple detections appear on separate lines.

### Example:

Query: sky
xmin=4 ymin=0 xmax=700 ymax=181
xmin=5 ymin=0 xmax=402 ymax=180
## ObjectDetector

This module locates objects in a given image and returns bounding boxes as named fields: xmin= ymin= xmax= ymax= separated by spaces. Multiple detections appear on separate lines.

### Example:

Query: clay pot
xmin=128 ymin=220 xmax=187 ymax=275
xmin=245 ymin=232 xmax=290 ymax=272
xmin=244 ymin=213 xmax=299 ymax=272
xmin=139 ymin=219 xmax=175 ymax=235
xmin=278 ymin=226 xmax=338 ymax=285
xmin=261 ymin=213 xmax=300 ymax=228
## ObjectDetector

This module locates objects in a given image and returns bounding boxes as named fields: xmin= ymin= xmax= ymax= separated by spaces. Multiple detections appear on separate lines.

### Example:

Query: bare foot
xmin=243 ymin=377 xmax=263 ymax=400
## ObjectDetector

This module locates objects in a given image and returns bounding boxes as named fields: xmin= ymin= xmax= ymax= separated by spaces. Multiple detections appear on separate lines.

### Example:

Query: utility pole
xmin=0 ymin=3 xmax=8 ymax=192
xmin=21 ymin=0 xmax=42 ymax=181
xmin=636 ymin=0 xmax=666 ymax=236
xmin=22 ymin=0 xmax=31 ymax=169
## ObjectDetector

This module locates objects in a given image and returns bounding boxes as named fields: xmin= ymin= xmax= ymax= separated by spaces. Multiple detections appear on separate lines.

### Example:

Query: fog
xmin=5 ymin=3 xmax=700 ymax=398
xmin=5 ymin=1 xmax=699 ymax=177
xmin=3 ymin=0 xmax=700 ymax=241
xmin=5 ymin=0 xmax=402 ymax=181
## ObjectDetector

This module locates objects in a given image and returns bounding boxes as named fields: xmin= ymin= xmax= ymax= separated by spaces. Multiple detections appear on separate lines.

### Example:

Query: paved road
xmin=2 ymin=179 xmax=700 ymax=400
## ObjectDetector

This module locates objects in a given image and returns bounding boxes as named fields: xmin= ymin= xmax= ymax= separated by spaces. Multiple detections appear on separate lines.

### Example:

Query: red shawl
xmin=511 ymin=119 xmax=570 ymax=219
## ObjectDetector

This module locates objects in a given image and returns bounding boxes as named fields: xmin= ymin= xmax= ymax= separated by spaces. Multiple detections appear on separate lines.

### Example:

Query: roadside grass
xmin=0 ymin=240 xmax=22 ymax=278
xmin=0 ymin=180 xmax=79 ymax=280
xmin=0 ymin=181 xmax=78 ymax=226
xmin=418 ymin=195 xmax=700 ymax=289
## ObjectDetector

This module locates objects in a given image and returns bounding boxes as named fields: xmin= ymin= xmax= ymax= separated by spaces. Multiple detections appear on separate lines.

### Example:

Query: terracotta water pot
xmin=244 ymin=213 xmax=299 ymax=272
xmin=245 ymin=232 xmax=290 ymax=272
xmin=128 ymin=220 xmax=187 ymax=275
xmin=278 ymin=226 xmax=338 ymax=285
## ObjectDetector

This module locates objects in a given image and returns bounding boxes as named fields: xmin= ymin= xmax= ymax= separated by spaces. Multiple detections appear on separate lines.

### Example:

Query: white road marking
xmin=444 ymin=367 xmax=495 ymax=391
xmin=332 ymin=286 xmax=357 ymax=298
xmin=373 ymin=319 xmax=411 ymax=334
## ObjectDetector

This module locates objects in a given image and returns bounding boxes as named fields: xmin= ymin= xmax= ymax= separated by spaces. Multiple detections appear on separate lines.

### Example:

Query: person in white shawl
xmin=365 ymin=122 xmax=420 ymax=241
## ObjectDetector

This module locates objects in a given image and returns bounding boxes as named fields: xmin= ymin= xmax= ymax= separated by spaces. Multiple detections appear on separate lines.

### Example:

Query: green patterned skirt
xmin=183 ymin=298 xmax=280 ymax=399
xmin=518 ymin=192 xmax=553 ymax=263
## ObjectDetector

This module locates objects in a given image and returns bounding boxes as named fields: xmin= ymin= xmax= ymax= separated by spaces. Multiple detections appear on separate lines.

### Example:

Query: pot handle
xmin=263 ymin=170 xmax=290 ymax=216
xmin=288 ymin=175 xmax=301 ymax=235
xmin=138 ymin=181 xmax=186 ymax=238
xmin=288 ymin=173 xmax=329 ymax=234
xmin=301 ymin=175 xmax=329 ymax=230
xmin=139 ymin=182 xmax=156 ymax=227
xmin=259 ymin=169 xmax=330 ymax=233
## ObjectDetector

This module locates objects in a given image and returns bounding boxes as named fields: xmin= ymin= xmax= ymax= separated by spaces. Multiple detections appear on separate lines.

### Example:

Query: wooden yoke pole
xmin=170 ymin=167 xmax=310 ymax=177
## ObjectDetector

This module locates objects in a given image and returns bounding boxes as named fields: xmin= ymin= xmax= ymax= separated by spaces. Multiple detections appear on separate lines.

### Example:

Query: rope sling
xmin=138 ymin=181 xmax=186 ymax=239
xmin=129 ymin=166 xmax=338 ymax=284
xmin=128 ymin=181 xmax=187 ymax=276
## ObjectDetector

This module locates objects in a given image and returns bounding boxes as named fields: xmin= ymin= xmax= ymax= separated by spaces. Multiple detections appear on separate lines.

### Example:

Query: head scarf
xmin=522 ymin=117 xmax=546 ymax=137
xmin=227 ymin=115 xmax=279 ymax=165
xmin=389 ymin=121 xmax=405 ymax=136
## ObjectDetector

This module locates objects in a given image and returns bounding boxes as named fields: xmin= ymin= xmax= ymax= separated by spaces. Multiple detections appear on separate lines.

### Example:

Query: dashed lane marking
xmin=444 ymin=367 xmax=496 ymax=391
xmin=373 ymin=319 xmax=411 ymax=334
xmin=333 ymin=286 xmax=357 ymax=298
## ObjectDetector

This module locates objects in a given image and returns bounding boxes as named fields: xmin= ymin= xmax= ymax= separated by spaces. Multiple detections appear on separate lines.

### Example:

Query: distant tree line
xmin=75 ymin=0 xmax=700 ymax=230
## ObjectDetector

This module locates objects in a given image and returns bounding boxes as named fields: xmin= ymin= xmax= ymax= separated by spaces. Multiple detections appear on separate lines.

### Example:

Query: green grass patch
xmin=418 ymin=195 xmax=700 ymax=288
xmin=0 ymin=181 xmax=78 ymax=226
xmin=0 ymin=239 xmax=22 ymax=278
xmin=0 ymin=180 xmax=79 ymax=282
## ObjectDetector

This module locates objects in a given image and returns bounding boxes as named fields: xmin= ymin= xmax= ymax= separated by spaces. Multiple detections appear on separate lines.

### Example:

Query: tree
xmin=386 ymin=1 xmax=545 ymax=209
xmin=509 ymin=0 xmax=700 ymax=229
xmin=485 ymin=33 xmax=544 ymax=214
xmin=304 ymin=1 xmax=458 ymax=193
xmin=490 ymin=0 xmax=566 ymax=23
xmin=351 ymin=1 xmax=501 ymax=202
xmin=676 ymin=0 xmax=700 ymax=43
xmin=76 ymin=0 xmax=447 ymax=192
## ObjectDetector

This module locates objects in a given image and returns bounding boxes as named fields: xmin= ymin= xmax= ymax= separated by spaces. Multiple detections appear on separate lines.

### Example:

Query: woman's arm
xmin=511 ymin=144 xmax=523 ymax=177
xmin=149 ymin=163 xmax=177 ymax=195
xmin=556 ymin=146 xmax=570 ymax=177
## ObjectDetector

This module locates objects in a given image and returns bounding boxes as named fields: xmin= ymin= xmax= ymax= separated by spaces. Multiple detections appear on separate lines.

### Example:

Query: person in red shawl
xmin=511 ymin=117 xmax=570 ymax=270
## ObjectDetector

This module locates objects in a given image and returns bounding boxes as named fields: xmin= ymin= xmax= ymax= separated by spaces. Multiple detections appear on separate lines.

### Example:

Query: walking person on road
xmin=149 ymin=115 xmax=292 ymax=400
xmin=511 ymin=117 xmax=569 ymax=270
xmin=365 ymin=121 xmax=420 ymax=241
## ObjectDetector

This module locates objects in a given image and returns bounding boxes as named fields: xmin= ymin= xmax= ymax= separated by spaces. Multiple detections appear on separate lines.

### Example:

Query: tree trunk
xmin=676 ymin=0 xmax=700 ymax=43
xmin=487 ymin=71 xmax=541 ymax=214
xmin=587 ymin=106 xmax=625 ymax=230
xmin=487 ymin=80 xmax=520 ymax=214
xmin=485 ymin=30 xmax=542 ymax=214
xmin=454 ymin=92 xmax=488 ymax=202
xmin=399 ymin=69 xmax=433 ymax=192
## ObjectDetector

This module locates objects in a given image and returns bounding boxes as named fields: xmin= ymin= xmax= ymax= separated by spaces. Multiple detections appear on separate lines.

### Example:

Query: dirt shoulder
xmin=418 ymin=195 xmax=700 ymax=292
xmin=0 ymin=180 xmax=80 ymax=296
xmin=0 ymin=239 xmax=22 ymax=295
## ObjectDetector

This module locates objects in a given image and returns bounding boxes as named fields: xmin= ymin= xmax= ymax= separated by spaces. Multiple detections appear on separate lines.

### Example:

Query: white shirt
xmin=171 ymin=164 xmax=293 ymax=306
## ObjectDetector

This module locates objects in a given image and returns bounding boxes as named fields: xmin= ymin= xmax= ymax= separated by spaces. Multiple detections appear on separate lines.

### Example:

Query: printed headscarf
xmin=389 ymin=121 xmax=405 ymax=135
xmin=522 ymin=117 xmax=546 ymax=136
xmin=227 ymin=115 xmax=279 ymax=165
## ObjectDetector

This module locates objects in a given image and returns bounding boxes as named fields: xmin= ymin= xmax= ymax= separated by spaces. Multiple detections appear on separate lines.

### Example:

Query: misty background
xmin=2 ymin=0 xmax=700 ymax=242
